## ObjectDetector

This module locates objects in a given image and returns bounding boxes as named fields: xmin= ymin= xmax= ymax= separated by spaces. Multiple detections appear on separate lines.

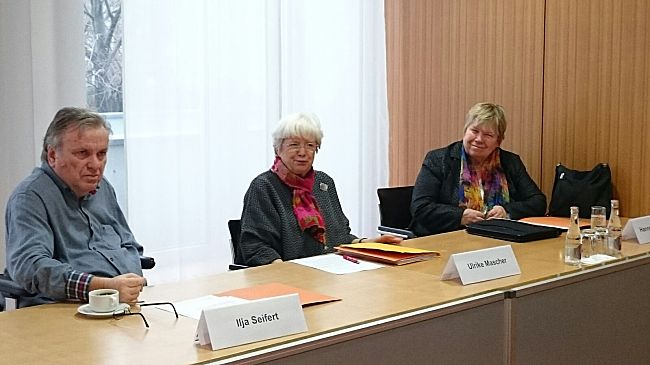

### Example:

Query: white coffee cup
xmin=88 ymin=289 xmax=120 ymax=312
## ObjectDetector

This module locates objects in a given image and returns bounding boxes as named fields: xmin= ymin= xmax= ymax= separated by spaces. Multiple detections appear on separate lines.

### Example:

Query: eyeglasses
xmin=112 ymin=302 xmax=178 ymax=328
xmin=283 ymin=140 xmax=319 ymax=153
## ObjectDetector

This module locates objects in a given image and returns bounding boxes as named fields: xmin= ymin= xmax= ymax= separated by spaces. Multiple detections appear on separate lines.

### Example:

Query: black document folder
xmin=466 ymin=219 xmax=561 ymax=243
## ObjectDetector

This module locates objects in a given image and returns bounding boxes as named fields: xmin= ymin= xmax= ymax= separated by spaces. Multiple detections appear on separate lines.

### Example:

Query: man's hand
xmin=90 ymin=273 xmax=147 ymax=303
xmin=367 ymin=235 xmax=403 ymax=245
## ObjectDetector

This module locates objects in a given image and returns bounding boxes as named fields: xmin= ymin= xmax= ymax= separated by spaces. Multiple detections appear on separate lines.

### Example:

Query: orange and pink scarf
xmin=271 ymin=156 xmax=326 ymax=244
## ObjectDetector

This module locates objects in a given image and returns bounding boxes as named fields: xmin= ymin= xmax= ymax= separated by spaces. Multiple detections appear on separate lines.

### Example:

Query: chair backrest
xmin=547 ymin=163 xmax=613 ymax=218
xmin=0 ymin=273 xmax=32 ymax=311
xmin=140 ymin=256 xmax=156 ymax=270
xmin=228 ymin=219 xmax=245 ymax=266
xmin=377 ymin=186 xmax=414 ymax=229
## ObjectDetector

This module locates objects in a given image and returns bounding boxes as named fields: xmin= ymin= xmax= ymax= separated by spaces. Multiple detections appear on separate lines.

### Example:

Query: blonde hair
xmin=463 ymin=103 xmax=507 ymax=142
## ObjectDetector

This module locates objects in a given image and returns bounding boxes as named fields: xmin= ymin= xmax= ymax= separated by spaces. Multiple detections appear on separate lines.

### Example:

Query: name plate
xmin=196 ymin=293 xmax=307 ymax=350
xmin=622 ymin=215 xmax=650 ymax=244
xmin=441 ymin=245 xmax=521 ymax=285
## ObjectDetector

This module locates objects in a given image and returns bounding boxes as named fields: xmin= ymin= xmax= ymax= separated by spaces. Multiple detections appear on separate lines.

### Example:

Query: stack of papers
xmin=335 ymin=242 xmax=439 ymax=265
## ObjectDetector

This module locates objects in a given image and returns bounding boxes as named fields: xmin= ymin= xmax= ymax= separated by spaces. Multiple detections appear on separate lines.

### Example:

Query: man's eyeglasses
xmin=283 ymin=140 xmax=319 ymax=153
xmin=112 ymin=302 xmax=178 ymax=328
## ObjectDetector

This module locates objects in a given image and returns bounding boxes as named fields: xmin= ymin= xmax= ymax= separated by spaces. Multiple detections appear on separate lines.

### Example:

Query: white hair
xmin=272 ymin=112 xmax=324 ymax=153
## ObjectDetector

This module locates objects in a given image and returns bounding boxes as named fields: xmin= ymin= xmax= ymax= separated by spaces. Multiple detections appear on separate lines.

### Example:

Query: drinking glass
xmin=593 ymin=227 xmax=609 ymax=255
xmin=580 ymin=229 xmax=597 ymax=259
xmin=590 ymin=206 xmax=607 ymax=230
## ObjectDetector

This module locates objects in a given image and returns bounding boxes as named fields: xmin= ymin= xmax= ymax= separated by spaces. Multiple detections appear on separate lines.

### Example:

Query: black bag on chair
xmin=547 ymin=163 xmax=612 ymax=219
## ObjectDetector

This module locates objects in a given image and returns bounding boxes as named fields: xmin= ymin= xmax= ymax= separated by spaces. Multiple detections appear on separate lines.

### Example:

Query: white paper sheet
xmin=157 ymin=295 xmax=249 ymax=320
xmin=290 ymin=253 xmax=385 ymax=274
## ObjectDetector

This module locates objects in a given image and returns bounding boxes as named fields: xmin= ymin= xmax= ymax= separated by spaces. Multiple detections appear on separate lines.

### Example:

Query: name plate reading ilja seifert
xmin=196 ymin=293 xmax=307 ymax=350
xmin=441 ymin=245 xmax=521 ymax=285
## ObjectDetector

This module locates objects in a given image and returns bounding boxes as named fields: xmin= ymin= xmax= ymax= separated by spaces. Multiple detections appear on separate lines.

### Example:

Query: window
xmin=84 ymin=0 xmax=127 ymax=213
xmin=78 ymin=1 xmax=388 ymax=283
xmin=84 ymin=0 xmax=123 ymax=113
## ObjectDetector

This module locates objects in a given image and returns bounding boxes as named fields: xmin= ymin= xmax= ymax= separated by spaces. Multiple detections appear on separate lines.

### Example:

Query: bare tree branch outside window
xmin=84 ymin=0 xmax=123 ymax=113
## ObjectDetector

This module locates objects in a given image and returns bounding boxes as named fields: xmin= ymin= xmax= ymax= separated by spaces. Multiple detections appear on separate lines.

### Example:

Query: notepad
xmin=335 ymin=242 xmax=439 ymax=265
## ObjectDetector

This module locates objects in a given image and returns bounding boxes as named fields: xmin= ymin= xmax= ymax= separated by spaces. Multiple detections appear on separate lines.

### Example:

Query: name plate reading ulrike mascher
xmin=196 ymin=294 xmax=308 ymax=350
xmin=441 ymin=245 xmax=521 ymax=285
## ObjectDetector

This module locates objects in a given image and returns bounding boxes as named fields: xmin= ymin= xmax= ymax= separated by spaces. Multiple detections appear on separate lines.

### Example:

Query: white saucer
xmin=77 ymin=303 xmax=130 ymax=317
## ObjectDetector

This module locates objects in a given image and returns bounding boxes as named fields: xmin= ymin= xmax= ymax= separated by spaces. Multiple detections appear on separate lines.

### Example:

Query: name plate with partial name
xmin=196 ymin=293 xmax=307 ymax=350
xmin=622 ymin=216 xmax=650 ymax=244
xmin=441 ymin=245 xmax=521 ymax=285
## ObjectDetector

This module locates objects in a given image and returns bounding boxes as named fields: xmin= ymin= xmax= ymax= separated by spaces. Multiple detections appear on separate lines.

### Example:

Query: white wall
xmin=0 ymin=0 xmax=85 ymax=271
xmin=1 ymin=1 xmax=35 ymax=271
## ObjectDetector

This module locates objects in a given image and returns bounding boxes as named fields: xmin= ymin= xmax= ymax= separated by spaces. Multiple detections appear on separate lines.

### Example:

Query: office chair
xmin=0 ymin=255 xmax=156 ymax=312
xmin=0 ymin=273 xmax=34 ymax=311
xmin=377 ymin=185 xmax=416 ymax=239
xmin=228 ymin=219 xmax=248 ymax=270
xmin=140 ymin=255 xmax=156 ymax=270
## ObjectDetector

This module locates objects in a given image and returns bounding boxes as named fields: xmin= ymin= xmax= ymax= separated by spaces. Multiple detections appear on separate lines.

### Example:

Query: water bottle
xmin=607 ymin=199 xmax=622 ymax=256
xmin=564 ymin=206 xmax=581 ymax=265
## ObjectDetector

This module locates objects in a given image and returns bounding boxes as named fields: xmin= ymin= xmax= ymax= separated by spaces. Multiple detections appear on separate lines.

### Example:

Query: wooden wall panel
xmin=386 ymin=0 xmax=650 ymax=217
xmin=543 ymin=0 xmax=650 ymax=217
xmin=386 ymin=0 xmax=545 ymax=187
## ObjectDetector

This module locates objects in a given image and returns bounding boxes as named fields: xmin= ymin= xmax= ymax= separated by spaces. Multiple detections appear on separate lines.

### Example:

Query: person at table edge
xmin=4 ymin=107 xmax=147 ymax=307
xmin=239 ymin=112 xmax=402 ymax=266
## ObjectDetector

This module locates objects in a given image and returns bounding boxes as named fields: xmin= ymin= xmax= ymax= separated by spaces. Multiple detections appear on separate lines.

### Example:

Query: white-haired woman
xmin=239 ymin=112 xmax=401 ymax=266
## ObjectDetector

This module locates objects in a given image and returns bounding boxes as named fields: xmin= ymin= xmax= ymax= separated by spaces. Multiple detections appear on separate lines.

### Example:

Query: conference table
xmin=1 ymin=226 xmax=649 ymax=364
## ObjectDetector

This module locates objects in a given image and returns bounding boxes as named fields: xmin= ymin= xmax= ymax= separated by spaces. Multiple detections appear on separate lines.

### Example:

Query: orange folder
xmin=215 ymin=282 xmax=340 ymax=307
xmin=335 ymin=242 xmax=439 ymax=265
xmin=519 ymin=216 xmax=590 ymax=230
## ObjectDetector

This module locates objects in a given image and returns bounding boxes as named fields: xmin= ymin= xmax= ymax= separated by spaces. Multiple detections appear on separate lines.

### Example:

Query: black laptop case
xmin=466 ymin=219 xmax=561 ymax=243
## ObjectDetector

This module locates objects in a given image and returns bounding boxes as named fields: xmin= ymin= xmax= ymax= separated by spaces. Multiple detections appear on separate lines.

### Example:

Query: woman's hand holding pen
xmin=462 ymin=205 xmax=508 ymax=226
xmin=485 ymin=205 xmax=507 ymax=219
xmin=461 ymin=208 xmax=486 ymax=226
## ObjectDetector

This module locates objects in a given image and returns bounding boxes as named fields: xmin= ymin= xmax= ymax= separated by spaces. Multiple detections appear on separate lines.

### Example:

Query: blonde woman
xmin=411 ymin=103 xmax=546 ymax=236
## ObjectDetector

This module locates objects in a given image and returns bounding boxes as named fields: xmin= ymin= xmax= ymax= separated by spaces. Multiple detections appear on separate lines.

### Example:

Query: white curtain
xmin=0 ymin=0 xmax=86 ymax=269
xmin=123 ymin=0 xmax=388 ymax=284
